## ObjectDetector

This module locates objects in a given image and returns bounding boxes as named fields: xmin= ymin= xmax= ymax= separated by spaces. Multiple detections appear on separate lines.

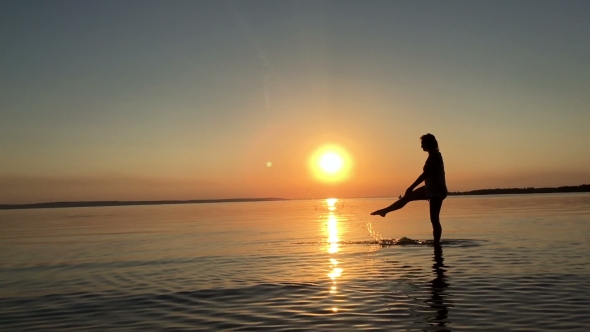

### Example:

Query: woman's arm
xmin=405 ymin=172 xmax=426 ymax=196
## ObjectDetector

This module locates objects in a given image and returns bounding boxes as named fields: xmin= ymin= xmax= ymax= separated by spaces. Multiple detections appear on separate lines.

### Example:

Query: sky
xmin=1 ymin=0 xmax=589 ymax=203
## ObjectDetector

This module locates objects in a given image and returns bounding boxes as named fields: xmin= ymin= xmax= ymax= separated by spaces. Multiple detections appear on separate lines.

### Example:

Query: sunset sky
xmin=2 ymin=1 xmax=589 ymax=203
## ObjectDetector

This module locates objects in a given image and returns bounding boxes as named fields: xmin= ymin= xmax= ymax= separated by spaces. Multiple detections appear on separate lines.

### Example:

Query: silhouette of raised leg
xmin=370 ymin=197 xmax=410 ymax=217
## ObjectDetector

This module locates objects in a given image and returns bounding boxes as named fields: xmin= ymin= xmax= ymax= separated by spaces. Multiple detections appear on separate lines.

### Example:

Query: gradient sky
xmin=2 ymin=0 xmax=589 ymax=203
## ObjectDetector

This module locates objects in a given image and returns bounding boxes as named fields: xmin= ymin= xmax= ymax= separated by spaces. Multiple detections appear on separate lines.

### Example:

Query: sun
xmin=320 ymin=152 xmax=343 ymax=173
xmin=309 ymin=144 xmax=353 ymax=183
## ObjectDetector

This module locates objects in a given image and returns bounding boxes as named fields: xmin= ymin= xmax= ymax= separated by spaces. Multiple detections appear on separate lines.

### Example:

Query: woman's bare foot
xmin=370 ymin=209 xmax=387 ymax=217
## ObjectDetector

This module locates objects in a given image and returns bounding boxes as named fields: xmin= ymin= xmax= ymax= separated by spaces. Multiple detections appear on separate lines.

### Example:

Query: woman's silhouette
xmin=371 ymin=134 xmax=448 ymax=244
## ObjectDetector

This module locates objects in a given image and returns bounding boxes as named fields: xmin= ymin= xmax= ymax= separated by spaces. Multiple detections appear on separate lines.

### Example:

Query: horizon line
xmin=1 ymin=184 xmax=589 ymax=210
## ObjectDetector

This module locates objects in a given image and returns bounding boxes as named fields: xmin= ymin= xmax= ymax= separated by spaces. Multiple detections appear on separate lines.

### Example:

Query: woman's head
xmin=420 ymin=133 xmax=439 ymax=152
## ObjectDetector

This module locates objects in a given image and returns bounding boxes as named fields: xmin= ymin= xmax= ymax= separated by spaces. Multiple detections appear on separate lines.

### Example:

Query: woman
xmin=371 ymin=134 xmax=448 ymax=244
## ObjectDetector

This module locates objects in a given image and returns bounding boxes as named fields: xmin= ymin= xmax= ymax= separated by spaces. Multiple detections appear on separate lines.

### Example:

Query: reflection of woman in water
xmin=371 ymin=134 xmax=448 ymax=244
xmin=429 ymin=244 xmax=450 ymax=330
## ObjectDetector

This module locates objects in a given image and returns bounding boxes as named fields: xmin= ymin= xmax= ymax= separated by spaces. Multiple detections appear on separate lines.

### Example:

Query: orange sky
xmin=2 ymin=2 xmax=590 ymax=203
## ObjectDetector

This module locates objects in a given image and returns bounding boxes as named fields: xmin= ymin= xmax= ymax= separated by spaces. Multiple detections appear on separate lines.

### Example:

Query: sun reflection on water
xmin=327 ymin=213 xmax=339 ymax=254
xmin=325 ymin=198 xmax=343 ymax=313
xmin=326 ymin=198 xmax=338 ymax=211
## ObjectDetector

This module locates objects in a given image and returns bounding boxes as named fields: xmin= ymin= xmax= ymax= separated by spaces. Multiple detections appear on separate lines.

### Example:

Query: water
xmin=1 ymin=194 xmax=589 ymax=331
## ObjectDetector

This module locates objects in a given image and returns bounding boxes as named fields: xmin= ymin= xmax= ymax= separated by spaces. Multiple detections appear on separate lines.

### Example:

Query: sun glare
xmin=309 ymin=145 xmax=353 ymax=183
xmin=320 ymin=153 xmax=343 ymax=173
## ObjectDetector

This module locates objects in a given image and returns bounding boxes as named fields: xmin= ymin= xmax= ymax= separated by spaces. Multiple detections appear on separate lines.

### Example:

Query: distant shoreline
xmin=448 ymin=184 xmax=590 ymax=196
xmin=0 ymin=198 xmax=288 ymax=210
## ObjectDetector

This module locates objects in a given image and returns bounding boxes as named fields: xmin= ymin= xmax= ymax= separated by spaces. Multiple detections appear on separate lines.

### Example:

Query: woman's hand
xmin=405 ymin=187 xmax=414 ymax=197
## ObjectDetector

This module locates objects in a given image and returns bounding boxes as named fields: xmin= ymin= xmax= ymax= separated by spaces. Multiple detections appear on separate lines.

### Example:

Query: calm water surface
xmin=1 ymin=194 xmax=590 ymax=331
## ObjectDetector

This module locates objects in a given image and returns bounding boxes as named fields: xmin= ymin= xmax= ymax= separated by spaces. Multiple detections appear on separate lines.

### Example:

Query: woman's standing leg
xmin=429 ymin=198 xmax=444 ymax=244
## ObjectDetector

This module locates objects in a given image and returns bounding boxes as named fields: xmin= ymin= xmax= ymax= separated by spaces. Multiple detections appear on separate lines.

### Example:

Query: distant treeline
xmin=449 ymin=184 xmax=590 ymax=196
xmin=0 ymin=198 xmax=288 ymax=210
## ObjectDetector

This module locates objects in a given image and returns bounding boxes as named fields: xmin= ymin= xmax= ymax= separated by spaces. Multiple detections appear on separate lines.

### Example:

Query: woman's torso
xmin=424 ymin=151 xmax=448 ymax=198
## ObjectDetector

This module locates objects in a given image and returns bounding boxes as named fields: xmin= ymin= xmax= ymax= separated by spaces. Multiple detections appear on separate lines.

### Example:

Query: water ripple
xmin=2 ymin=196 xmax=590 ymax=331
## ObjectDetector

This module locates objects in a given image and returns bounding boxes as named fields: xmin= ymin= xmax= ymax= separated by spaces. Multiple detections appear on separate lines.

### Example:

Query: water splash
xmin=325 ymin=198 xmax=383 ymax=241
xmin=294 ymin=238 xmax=483 ymax=247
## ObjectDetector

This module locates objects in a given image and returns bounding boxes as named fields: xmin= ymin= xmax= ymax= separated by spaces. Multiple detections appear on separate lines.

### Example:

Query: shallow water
xmin=1 ymin=193 xmax=589 ymax=331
